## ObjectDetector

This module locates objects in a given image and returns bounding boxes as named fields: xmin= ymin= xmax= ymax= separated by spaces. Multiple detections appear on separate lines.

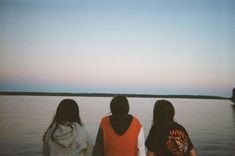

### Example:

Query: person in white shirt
xmin=42 ymin=99 xmax=93 ymax=156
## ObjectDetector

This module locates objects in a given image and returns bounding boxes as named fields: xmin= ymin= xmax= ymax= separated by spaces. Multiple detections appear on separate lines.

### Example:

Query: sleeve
xmin=92 ymin=126 xmax=104 ymax=156
xmin=137 ymin=127 xmax=146 ymax=156
xmin=84 ymin=128 xmax=94 ymax=156
xmin=145 ymin=126 xmax=156 ymax=152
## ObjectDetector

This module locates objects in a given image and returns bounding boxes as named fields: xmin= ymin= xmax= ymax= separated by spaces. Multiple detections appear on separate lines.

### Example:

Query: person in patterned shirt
xmin=145 ymin=100 xmax=196 ymax=156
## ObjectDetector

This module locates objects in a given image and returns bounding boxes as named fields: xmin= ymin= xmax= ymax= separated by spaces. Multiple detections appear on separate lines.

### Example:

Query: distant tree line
xmin=0 ymin=91 xmax=228 ymax=99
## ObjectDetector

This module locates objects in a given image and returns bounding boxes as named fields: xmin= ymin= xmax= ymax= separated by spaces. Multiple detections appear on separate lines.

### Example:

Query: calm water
xmin=0 ymin=95 xmax=235 ymax=156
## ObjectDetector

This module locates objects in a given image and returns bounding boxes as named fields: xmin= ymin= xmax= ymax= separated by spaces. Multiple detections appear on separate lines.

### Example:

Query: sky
xmin=0 ymin=0 xmax=235 ymax=97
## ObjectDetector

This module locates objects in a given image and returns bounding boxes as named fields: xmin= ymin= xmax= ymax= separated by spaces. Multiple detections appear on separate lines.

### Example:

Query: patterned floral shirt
xmin=145 ymin=122 xmax=193 ymax=156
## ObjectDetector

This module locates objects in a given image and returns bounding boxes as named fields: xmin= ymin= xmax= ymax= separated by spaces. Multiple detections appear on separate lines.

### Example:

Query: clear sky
xmin=0 ymin=0 xmax=235 ymax=97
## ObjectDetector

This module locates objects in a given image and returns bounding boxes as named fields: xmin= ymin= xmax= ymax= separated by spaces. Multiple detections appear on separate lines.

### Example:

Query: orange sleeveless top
xmin=101 ymin=116 xmax=142 ymax=156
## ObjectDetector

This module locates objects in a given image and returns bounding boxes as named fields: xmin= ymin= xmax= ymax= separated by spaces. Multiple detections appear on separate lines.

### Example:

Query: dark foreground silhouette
xmin=230 ymin=88 xmax=235 ymax=103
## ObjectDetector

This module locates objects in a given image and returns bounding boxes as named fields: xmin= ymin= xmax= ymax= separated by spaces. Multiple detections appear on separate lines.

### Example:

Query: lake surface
xmin=0 ymin=95 xmax=235 ymax=156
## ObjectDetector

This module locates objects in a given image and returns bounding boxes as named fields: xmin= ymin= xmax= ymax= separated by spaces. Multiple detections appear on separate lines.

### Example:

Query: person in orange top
xmin=92 ymin=95 xmax=146 ymax=156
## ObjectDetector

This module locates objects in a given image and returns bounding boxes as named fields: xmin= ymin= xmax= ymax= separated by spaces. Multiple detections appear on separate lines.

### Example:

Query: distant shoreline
xmin=0 ymin=91 xmax=229 ymax=100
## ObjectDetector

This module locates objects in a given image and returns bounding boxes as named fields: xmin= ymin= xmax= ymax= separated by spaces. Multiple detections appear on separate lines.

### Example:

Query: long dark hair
xmin=153 ymin=100 xmax=175 ymax=125
xmin=43 ymin=99 xmax=82 ymax=141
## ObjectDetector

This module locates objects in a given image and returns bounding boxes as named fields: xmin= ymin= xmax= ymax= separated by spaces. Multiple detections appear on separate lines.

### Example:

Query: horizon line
xmin=0 ymin=91 xmax=229 ymax=99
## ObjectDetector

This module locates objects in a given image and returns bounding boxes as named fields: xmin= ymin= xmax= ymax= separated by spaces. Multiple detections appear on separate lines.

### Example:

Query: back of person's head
xmin=43 ymin=99 xmax=82 ymax=141
xmin=54 ymin=99 xmax=82 ymax=125
xmin=153 ymin=100 xmax=175 ymax=125
xmin=110 ymin=95 xmax=129 ymax=115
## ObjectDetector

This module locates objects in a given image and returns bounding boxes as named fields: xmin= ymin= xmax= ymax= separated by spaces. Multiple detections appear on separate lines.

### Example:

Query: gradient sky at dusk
xmin=0 ymin=0 xmax=235 ymax=97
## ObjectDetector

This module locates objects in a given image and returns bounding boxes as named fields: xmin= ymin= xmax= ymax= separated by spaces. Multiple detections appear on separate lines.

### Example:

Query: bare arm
xmin=84 ymin=143 xmax=93 ymax=156
xmin=146 ymin=151 xmax=155 ymax=156
xmin=189 ymin=148 xmax=197 ymax=156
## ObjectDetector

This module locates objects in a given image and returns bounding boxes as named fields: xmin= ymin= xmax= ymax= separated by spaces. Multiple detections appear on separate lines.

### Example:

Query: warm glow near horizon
xmin=0 ymin=0 xmax=235 ymax=97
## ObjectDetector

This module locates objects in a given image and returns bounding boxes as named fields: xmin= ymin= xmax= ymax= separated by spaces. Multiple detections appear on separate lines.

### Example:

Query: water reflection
xmin=1 ymin=96 xmax=235 ymax=155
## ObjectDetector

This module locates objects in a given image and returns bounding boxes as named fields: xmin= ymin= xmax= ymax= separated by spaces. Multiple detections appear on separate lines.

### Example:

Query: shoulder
xmin=101 ymin=115 xmax=110 ymax=122
xmin=149 ymin=124 xmax=163 ymax=131
xmin=44 ymin=123 xmax=57 ymax=139
xmin=168 ymin=122 xmax=191 ymax=141
xmin=75 ymin=124 xmax=92 ymax=142
xmin=69 ymin=122 xmax=90 ymax=137
xmin=131 ymin=116 xmax=143 ymax=131
xmin=171 ymin=122 xmax=188 ymax=132
xmin=132 ymin=116 xmax=141 ymax=125
xmin=100 ymin=115 xmax=110 ymax=127
xmin=148 ymin=125 xmax=160 ymax=136
xmin=77 ymin=124 xmax=89 ymax=134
